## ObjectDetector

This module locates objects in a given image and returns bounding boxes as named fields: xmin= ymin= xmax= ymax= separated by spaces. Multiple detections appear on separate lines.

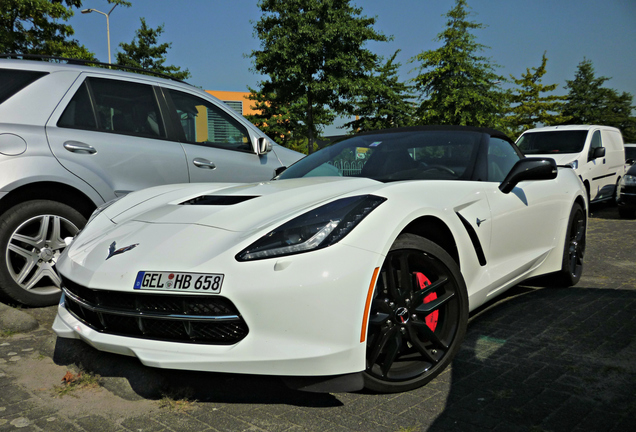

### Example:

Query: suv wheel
xmin=0 ymin=200 xmax=86 ymax=306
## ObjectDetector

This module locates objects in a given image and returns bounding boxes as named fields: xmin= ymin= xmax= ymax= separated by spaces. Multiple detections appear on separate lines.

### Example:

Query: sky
xmin=68 ymin=0 xmax=636 ymax=135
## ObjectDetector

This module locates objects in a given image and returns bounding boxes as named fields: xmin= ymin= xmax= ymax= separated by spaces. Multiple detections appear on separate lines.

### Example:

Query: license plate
xmin=134 ymin=271 xmax=223 ymax=293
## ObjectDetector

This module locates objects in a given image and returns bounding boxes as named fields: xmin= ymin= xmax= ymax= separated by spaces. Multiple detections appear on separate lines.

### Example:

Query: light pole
xmin=81 ymin=4 xmax=118 ymax=64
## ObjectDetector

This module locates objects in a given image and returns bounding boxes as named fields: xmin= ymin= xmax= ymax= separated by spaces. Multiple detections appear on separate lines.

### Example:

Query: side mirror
xmin=499 ymin=158 xmax=558 ymax=194
xmin=274 ymin=166 xmax=287 ymax=177
xmin=257 ymin=137 xmax=272 ymax=155
xmin=592 ymin=147 xmax=606 ymax=159
xmin=625 ymin=158 xmax=634 ymax=165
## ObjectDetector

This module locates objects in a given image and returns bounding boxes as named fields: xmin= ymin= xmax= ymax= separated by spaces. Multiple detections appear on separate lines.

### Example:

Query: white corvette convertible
xmin=53 ymin=126 xmax=587 ymax=393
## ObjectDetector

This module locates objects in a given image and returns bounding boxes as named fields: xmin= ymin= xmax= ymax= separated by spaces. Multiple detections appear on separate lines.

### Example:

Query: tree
xmin=0 ymin=0 xmax=99 ymax=58
xmin=245 ymin=87 xmax=311 ymax=149
xmin=116 ymin=17 xmax=190 ymax=80
xmin=344 ymin=50 xmax=415 ymax=132
xmin=505 ymin=52 xmax=568 ymax=138
xmin=249 ymin=0 xmax=388 ymax=153
xmin=410 ymin=0 xmax=506 ymax=129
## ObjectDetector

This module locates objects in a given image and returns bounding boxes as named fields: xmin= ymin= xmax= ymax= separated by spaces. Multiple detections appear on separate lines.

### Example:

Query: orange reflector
xmin=360 ymin=267 xmax=380 ymax=343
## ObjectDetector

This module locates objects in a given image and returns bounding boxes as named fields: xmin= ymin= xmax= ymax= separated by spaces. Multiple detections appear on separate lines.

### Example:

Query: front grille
xmin=61 ymin=275 xmax=248 ymax=345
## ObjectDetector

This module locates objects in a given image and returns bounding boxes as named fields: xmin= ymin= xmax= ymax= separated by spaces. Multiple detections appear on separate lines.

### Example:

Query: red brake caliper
xmin=415 ymin=272 xmax=438 ymax=332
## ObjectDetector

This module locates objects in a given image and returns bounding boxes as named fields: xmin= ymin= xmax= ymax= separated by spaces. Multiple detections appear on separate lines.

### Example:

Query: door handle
xmin=193 ymin=158 xmax=216 ymax=170
xmin=63 ymin=141 xmax=97 ymax=154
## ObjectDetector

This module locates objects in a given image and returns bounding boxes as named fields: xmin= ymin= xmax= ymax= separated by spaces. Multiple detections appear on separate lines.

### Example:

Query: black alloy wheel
xmin=364 ymin=234 xmax=468 ymax=393
xmin=556 ymin=202 xmax=586 ymax=287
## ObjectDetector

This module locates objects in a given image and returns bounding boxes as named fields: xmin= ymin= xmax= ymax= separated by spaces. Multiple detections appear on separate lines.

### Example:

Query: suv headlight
xmin=623 ymin=175 xmax=636 ymax=186
xmin=236 ymin=195 xmax=386 ymax=261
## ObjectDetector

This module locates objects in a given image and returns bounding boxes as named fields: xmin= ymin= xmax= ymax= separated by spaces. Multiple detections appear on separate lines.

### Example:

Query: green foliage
xmin=562 ymin=59 xmax=636 ymax=141
xmin=249 ymin=0 xmax=387 ymax=153
xmin=0 ymin=0 xmax=94 ymax=59
xmin=505 ymin=52 xmax=568 ymax=138
xmin=245 ymin=86 xmax=318 ymax=152
xmin=344 ymin=50 xmax=415 ymax=132
xmin=410 ymin=0 xmax=506 ymax=129
xmin=116 ymin=17 xmax=190 ymax=80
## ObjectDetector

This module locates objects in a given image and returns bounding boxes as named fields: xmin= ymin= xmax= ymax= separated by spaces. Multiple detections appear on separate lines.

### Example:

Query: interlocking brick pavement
xmin=1 ymin=203 xmax=635 ymax=431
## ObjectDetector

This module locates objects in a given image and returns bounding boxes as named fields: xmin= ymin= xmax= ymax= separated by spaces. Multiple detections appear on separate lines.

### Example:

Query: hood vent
xmin=180 ymin=195 xmax=259 ymax=206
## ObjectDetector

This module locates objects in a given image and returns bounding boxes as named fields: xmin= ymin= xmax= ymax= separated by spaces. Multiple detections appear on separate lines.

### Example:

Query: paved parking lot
xmin=1 ymin=203 xmax=635 ymax=432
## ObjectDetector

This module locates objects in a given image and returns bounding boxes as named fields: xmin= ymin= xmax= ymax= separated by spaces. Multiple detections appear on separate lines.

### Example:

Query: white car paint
xmin=53 ymin=126 xmax=587 ymax=392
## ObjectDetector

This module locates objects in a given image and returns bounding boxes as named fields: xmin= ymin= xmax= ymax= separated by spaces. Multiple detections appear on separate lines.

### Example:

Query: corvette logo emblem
xmin=106 ymin=241 xmax=139 ymax=260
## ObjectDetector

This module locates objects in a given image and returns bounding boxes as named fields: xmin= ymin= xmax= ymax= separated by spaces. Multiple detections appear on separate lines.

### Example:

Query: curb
xmin=0 ymin=302 xmax=39 ymax=333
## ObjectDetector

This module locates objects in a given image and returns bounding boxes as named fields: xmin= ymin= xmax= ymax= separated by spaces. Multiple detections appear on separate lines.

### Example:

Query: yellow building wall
xmin=205 ymin=90 xmax=258 ymax=116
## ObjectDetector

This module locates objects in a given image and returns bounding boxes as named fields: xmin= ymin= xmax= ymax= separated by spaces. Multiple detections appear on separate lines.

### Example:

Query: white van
xmin=516 ymin=125 xmax=625 ymax=203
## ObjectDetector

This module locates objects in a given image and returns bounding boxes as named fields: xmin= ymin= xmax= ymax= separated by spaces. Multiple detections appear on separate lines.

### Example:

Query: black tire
xmin=363 ymin=234 xmax=468 ymax=393
xmin=554 ymin=203 xmax=586 ymax=287
xmin=0 ymin=200 xmax=86 ymax=307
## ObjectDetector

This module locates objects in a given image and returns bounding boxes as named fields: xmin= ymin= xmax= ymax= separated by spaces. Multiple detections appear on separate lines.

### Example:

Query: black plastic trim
xmin=455 ymin=212 xmax=487 ymax=266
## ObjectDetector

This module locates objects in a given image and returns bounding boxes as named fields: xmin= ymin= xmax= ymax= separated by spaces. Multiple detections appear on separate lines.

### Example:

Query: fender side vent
xmin=181 ymin=195 xmax=259 ymax=206
xmin=455 ymin=212 xmax=487 ymax=266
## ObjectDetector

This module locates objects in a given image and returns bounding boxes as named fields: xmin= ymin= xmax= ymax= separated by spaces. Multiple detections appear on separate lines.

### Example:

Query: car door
xmin=482 ymin=137 xmax=563 ymax=294
xmin=585 ymin=129 xmax=611 ymax=201
xmin=162 ymin=88 xmax=281 ymax=183
xmin=46 ymin=75 xmax=189 ymax=202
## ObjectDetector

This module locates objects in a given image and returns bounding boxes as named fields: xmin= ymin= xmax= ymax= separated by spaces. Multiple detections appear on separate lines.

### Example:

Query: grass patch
xmin=0 ymin=329 xmax=17 ymax=338
xmin=54 ymin=370 xmax=102 ymax=397
xmin=159 ymin=388 xmax=196 ymax=412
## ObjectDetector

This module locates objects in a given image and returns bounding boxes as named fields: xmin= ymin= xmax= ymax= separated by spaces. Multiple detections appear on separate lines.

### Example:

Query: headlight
xmin=87 ymin=196 xmax=125 ymax=225
xmin=236 ymin=195 xmax=386 ymax=261
xmin=567 ymin=160 xmax=578 ymax=170
xmin=623 ymin=175 xmax=636 ymax=186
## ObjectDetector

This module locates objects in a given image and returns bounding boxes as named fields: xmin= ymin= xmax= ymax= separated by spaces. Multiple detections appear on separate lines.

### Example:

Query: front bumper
xmin=54 ymin=243 xmax=384 ymax=377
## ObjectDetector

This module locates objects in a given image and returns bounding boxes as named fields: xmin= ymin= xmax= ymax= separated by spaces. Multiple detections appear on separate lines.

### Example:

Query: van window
xmin=588 ymin=131 xmax=602 ymax=161
xmin=517 ymin=131 xmax=588 ymax=154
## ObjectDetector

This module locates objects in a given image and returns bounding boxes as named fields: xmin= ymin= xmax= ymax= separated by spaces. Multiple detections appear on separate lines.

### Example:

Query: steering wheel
xmin=421 ymin=165 xmax=456 ymax=176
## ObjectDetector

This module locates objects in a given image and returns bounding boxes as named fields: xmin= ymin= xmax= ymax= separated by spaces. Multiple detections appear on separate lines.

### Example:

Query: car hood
xmin=527 ymin=153 xmax=576 ymax=165
xmin=105 ymin=176 xmax=382 ymax=233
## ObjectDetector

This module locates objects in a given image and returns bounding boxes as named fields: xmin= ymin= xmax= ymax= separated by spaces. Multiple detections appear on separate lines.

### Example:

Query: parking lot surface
xmin=1 ymin=203 xmax=635 ymax=432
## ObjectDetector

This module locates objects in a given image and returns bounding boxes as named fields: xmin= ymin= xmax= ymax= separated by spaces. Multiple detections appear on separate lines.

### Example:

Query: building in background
xmin=206 ymin=90 xmax=256 ymax=117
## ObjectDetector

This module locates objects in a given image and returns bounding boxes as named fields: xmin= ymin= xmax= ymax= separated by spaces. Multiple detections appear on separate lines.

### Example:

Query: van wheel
xmin=0 ymin=200 xmax=86 ymax=306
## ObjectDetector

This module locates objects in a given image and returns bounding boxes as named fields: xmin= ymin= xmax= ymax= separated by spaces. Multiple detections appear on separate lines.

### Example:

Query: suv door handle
xmin=63 ymin=141 xmax=97 ymax=154
xmin=193 ymin=158 xmax=216 ymax=170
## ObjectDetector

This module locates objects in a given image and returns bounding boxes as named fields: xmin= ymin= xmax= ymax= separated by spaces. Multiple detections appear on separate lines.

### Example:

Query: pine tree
xmin=344 ymin=50 xmax=415 ymax=132
xmin=116 ymin=17 xmax=190 ymax=80
xmin=562 ymin=59 xmax=636 ymax=141
xmin=505 ymin=52 xmax=568 ymax=138
xmin=411 ymin=0 xmax=506 ymax=129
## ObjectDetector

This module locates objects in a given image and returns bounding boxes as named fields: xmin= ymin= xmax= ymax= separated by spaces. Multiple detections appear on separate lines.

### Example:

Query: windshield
xmin=517 ymin=130 xmax=588 ymax=155
xmin=278 ymin=129 xmax=481 ymax=182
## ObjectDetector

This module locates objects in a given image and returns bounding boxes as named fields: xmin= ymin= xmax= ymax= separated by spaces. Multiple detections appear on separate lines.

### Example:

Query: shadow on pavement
xmin=425 ymin=286 xmax=636 ymax=431
xmin=53 ymin=337 xmax=343 ymax=408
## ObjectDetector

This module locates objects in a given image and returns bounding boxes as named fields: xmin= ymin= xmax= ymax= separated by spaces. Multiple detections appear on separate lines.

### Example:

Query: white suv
xmin=0 ymin=57 xmax=302 ymax=306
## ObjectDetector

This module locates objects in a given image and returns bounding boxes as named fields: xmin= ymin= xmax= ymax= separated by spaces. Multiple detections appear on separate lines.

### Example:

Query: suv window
xmin=58 ymin=77 xmax=165 ymax=139
xmin=487 ymin=137 xmax=520 ymax=182
xmin=166 ymin=89 xmax=252 ymax=152
xmin=0 ymin=69 xmax=48 ymax=104
xmin=57 ymin=81 xmax=97 ymax=129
